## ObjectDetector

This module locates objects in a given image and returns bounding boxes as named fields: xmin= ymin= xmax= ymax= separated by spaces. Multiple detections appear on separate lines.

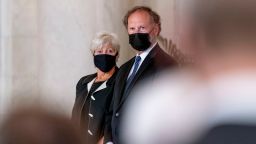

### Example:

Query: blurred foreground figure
xmin=0 ymin=106 xmax=84 ymax=144
xmin=122 ymin=0 xmax=256 ymax=144
xmin=191 ymin=0 xmax=256 ymax=143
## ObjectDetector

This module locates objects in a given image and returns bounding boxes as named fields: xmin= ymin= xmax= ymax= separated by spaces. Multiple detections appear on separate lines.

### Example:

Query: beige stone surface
xmin=0 ymin=0 xmax=181 ymax=118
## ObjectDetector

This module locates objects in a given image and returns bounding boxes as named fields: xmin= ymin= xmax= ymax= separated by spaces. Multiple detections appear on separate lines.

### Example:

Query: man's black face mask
xmin=94 ymin=54 xmax=116 ymax=72
xmin=129 ymin=33 xmax=151 ymax=51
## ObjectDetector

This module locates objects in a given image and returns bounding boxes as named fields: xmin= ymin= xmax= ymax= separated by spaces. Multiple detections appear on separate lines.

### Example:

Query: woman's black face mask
xmin=94 ymin=54 xmax=116 ymax=72
xmin=129 ymin=33 xmax=151 ymax=51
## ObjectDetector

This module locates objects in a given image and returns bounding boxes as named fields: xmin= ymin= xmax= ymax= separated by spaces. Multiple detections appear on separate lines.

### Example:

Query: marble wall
xmin=0 ymin=0 xmax=14 ymax=119
xmin=36 ymin=0 xmax=139 ymax=115
xmin=0 ymin=0 xmax=181 ymax=117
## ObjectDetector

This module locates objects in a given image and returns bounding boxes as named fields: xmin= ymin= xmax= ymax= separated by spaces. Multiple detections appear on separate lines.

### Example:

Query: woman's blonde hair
xmin=90 ymin=32 xmax=120 ymax=58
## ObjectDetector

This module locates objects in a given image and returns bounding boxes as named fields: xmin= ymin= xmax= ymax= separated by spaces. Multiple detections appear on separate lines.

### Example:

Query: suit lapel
xmin=87 ymin=77 xmax=96 ymax=92
xmin=118 ymin=46 xmax=158 ymax=109
xmin=94 ymin=80 xmax=107 ymax=93
xmin=86 ymin=76 xmax=108 ymax=94
xmin=116 ymin=59 xmax=135 ymax=105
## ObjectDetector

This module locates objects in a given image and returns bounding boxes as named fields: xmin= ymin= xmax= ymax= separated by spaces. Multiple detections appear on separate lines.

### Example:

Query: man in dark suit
xmin=104 ymin=6 xmax=177 ymax=144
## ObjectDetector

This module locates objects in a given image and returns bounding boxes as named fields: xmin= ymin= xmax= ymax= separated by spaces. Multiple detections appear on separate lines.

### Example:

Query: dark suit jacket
xmin=72 ymin=67 xmax=118 ymax=144
xmin=105 ymin=44 xmax=177 ymax=144
xmin=194 ymin=124 xmax=256 ymax=144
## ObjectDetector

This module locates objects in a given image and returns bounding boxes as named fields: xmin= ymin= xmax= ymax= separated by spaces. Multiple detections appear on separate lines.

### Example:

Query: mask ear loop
xmin=115 ymin=52 xmax=118 ymax=56
xmin=114 ymin=52 xmax=118 ymax=63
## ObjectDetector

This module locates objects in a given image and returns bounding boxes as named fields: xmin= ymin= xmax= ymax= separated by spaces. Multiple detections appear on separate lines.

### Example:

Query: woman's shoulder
xmin=77 ymin=73 xmax=97 ymax=86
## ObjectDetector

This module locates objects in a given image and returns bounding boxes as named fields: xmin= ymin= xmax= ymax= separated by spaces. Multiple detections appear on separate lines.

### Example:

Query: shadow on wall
xmin=158 ymin=35 xmax=194 ymax=66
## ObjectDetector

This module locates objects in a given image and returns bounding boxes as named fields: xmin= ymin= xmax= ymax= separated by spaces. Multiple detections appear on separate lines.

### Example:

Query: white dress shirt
xmin=127 ymin=42 xmax=157 ymax=79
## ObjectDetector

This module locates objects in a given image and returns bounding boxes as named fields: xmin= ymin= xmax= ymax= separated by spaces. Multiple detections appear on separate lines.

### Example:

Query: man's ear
xmin=154 ymin=24 xmax=160 ymax=36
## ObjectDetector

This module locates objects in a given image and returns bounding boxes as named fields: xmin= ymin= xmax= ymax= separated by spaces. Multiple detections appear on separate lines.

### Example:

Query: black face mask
xmin=94 ymin=54 xmax=116 ymax=72
xmin=129 ymin=33 xmax=151 ymax=51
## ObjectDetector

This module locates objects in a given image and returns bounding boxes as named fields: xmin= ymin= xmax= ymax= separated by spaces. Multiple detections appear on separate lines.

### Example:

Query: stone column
xmin=0 ymin=0 xmax=40 ymax=118
xmin=0 ymin=0 xmax=13 ymax=120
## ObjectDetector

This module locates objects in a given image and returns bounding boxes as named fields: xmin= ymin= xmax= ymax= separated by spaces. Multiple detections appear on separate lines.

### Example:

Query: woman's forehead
xmin=97 ymin=43 xmax=115 ymax=50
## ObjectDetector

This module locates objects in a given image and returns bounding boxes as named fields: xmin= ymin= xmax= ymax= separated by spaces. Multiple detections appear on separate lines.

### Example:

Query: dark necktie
xmin=124 ymin=56 xmax=141 ymax=93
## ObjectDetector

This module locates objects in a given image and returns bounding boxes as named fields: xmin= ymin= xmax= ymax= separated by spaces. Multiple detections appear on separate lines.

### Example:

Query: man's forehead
xmin=128 ymin=10 xmax=152 ymax=21
xmin=128 ymin=12 xmax=154 ymax=26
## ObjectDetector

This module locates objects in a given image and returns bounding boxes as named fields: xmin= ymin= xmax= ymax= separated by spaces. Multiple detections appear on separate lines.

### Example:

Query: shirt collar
xmin=136 ymin=42 xmax=157 ymax=60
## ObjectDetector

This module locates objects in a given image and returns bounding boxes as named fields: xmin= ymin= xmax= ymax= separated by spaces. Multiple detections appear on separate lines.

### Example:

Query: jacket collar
xmin=87 ymin=78 xmax=108 ymax=93
xmin=85 ymin=66 xmax=119 ymax=92
xmin=81 ymin=73 xmax=97 ymax=85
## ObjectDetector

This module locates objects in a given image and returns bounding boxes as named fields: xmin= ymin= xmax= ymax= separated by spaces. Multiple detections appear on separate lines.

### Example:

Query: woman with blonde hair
xmin=72 ymin=32 xmax=120 ymax=144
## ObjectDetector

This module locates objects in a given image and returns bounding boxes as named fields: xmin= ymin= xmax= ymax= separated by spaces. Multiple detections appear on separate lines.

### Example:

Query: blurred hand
xmin=97 ymin=136 xmax=104 ymax=144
